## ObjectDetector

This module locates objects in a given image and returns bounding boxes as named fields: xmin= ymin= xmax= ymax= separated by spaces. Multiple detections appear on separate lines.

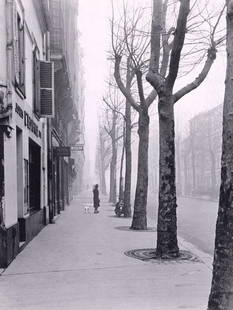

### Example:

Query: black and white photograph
xmin=0 ymin=0 xmax=232 ymax=309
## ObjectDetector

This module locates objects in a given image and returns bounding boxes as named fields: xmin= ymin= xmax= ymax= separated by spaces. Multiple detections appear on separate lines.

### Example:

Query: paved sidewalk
xmin=0 ymin=193 xmax=212 ymax=310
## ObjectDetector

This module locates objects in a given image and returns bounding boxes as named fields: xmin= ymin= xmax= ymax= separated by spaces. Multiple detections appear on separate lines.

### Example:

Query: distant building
xmin=179 ymin=105 xmax=222 ymax=198
xmin=48 ymin=0 xmax=84 ymax=218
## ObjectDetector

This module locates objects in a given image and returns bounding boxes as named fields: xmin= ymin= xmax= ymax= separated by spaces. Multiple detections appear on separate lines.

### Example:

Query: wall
xmin=0 ymin=0 xmax=7 ymax=83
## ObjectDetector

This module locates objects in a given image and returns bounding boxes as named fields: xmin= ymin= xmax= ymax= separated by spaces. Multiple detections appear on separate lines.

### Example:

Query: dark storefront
xmin=18 ymin=139 xmax=44 ymax=245
xmin=0 ymin=130 xmax=4 ymax=225
xmin=29 ymin=139 xmax=41 ymax=212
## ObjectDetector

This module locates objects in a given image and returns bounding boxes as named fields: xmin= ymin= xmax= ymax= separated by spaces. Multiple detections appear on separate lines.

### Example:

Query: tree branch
xmin=114 ymin=55 xmax=140 ymax=112
xmin=149 ymin=0 xmax=163 ymax=73
xmin=135 ymin=69 xmax=146 ymax=106
xmin=146 ymin=0 xmax=164 ymax=94
xmin=174 ymin=45 xmax=217 ymax=103
xmin=103 ymin=97 xmax=126 ymax=121
xmin=146 ymin=89 xmax=157 ymax=107
xmin=166 ymin=0 xmax=190 ymax=90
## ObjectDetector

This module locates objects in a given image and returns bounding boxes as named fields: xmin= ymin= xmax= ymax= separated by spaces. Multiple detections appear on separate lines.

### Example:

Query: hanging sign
xmin=54 ymin=146 xmax=71 ymax=157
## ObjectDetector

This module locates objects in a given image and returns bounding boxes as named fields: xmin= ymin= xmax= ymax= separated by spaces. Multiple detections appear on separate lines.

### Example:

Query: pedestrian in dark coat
xmin=93 ymin=184 xmax=100 ymax=213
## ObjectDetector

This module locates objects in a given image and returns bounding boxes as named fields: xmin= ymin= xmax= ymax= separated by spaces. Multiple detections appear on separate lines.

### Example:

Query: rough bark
xmin=156 ymin=94 xmax=179 ymax=257
xmin=118 ymin=135 xmax=125 ymax=201
xmin=131 ymin=109 xmax=149 ymax=230
xmin=123 ymin=100 xmax=132 ymax=217
xmin=208 ymin=2 xmax=233 ymax=308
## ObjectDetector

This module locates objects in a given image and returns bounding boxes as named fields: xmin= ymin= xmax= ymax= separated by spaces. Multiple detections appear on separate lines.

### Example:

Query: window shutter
xmin=40 ymin=61 xmax=54 ymax=118
xmin=19 ymin=22 xmax=25 ymax=95
xmin=13 ymin=3 xmax=20 ymax=85
xmin=33 ymin=50 xmax=41 ymax=116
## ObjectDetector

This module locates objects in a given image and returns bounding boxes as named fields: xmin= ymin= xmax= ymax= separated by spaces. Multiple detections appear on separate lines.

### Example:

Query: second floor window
xmin=13 ymin=9 xmax=25 ymax=97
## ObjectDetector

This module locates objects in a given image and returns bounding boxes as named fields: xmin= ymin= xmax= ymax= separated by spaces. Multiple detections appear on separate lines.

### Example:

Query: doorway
xmin=29 ymin=139 xmax=41 ymax=212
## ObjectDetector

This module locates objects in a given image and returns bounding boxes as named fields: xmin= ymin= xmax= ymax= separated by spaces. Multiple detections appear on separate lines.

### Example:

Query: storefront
xmin=0 ymin=99 xmax=48 ymax=267
xmin=0 ymin=130 xmax=4 ymax=225
xmin=49 ymin=133 xmax=70 ymax=221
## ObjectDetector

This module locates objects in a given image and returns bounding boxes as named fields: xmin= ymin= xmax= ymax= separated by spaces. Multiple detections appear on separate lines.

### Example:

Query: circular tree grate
xmin=115 ymin=226 xmax=156 ymax=232
xmin=124 ymin=249 xmax=202 ymax=263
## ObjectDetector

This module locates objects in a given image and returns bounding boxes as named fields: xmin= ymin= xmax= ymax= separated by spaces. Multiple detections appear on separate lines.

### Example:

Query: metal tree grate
xmin=124 ymin=249 xmax=202 ymax=263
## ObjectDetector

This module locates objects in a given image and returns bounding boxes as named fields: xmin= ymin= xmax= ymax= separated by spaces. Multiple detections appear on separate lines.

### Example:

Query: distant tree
xmin=103 ymin=86 xmax=124 ymax=204
xmin=95 ymin=125 xmax=111 ymax=195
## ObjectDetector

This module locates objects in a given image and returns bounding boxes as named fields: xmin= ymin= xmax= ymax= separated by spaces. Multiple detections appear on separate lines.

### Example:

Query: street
xmin=147 ymin=195 xmax=218 ymax=256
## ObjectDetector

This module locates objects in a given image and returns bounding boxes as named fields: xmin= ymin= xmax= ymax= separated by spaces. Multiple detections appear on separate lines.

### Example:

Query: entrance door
xmin=29 ymin=139 xmax=41 ymax=212
xmin=0 ymin=130 xmax=4 ymax=224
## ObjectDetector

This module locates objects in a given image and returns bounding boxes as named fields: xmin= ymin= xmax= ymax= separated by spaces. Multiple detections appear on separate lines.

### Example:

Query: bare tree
xmin=111 ymin=4 xmax=158 ymax=229
xmin=95 ymin=125 xmax=111 ymax=195
xmin=208 ymin=1 xmax=233 ymax=308
xmin=103 ymin=86 xmax=124 ymax=204
xmin=103 ymin=82 xmax=138 ymax=216
xmin=147 ymin=0 xmax=225 ymax=257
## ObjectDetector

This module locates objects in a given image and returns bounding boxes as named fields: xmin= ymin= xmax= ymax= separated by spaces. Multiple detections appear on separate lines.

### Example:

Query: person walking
xmin=93 ymin=184 xmax=100 ymax=213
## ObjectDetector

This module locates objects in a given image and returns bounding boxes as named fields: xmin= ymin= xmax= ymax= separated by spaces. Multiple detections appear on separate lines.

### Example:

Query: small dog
xmin=84 ymin=204 xmax=90 ymax=213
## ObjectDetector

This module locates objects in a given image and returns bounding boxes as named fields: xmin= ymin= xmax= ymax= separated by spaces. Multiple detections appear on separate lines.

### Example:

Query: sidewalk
xmin=0 ymin=193 xmax=212 ymax=310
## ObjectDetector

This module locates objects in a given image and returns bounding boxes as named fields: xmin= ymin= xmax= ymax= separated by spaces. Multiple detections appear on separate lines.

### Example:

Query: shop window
xmin=13 ymin=7 xmax=25 ymax=97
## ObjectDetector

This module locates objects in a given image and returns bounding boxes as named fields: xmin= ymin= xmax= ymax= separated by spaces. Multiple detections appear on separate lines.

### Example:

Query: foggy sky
xmin=78 ymin=0 xmax=226 ymax=179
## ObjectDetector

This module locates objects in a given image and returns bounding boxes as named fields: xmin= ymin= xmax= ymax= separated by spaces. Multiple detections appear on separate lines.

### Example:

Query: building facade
xmin=0 ymin=0 xmax=51 ymax=267
xmin=48 ymin=0 xmax=84 ymax=220
xmin=179 ymin=105 xmax=223 ymax=199
xmin=0 ymin=0 xmax=84 ymax=267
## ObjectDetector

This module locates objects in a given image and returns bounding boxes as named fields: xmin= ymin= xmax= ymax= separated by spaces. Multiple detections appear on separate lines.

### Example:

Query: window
xmin=13 ymin=7 xmax=25 ymax=97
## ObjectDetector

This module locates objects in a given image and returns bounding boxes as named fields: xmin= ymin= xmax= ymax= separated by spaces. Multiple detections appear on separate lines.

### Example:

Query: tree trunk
xmin=99 ymin=136 xmax=107 ymax=195
xmin=208 ymin=4 xmax=233 ymax=308
xmin=101 ymin=163 xmax=107 ymax=195
xmin=118 ymin=141 xmax=125 ymax=201
xmin=156 ymin=95 xmax=179 ymax=257
xmin=109 ymin=111 xmax=117 ymax=204
xmin=123 ymin=100 xmax=132 ymax=217
xmin=131 ymin=109 xmax=149 ymax=230
xmin=109 ymin=148 xmax=117 ymax=203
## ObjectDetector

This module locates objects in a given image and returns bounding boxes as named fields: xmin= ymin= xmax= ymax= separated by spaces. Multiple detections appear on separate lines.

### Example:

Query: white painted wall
xmin=4 ymin=130 xmax=18 ymax=228
xmin=3 ymin=0 xmax=48 ymax=227
xmin=0 ymin=0 xmax=7 ymax=84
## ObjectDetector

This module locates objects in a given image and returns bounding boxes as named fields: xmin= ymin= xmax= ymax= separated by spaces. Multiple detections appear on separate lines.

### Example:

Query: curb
xmin=178 ymin=236 xmax=213 ymax=270
xmin=146 ymin=216 xmax=213 ymax=270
